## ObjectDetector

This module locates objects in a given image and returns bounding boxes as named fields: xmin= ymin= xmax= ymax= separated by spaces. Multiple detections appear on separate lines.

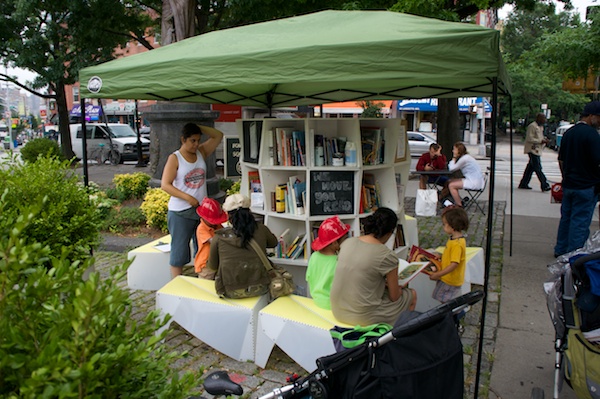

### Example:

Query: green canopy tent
xmin=79 ymin=10 xmax=510 ymax=106
xmin=79 ymin=10 xmax=512 ymax=397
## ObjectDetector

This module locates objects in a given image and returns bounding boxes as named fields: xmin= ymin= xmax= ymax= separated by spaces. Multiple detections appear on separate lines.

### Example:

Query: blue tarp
xmin=398 ymin=97 xmax=492 ymax=112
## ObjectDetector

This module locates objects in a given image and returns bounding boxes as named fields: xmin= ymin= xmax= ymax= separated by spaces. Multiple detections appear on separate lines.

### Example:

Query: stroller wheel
xmin=530 ymin=387 xmax=544 ymax=399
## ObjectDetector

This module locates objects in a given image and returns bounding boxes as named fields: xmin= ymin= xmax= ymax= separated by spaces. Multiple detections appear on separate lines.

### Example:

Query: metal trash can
xmin=485 ymin=143 xmax=491 ymax=157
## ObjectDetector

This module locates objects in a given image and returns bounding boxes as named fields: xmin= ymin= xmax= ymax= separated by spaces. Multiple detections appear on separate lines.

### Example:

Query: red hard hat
xmin=196 ymin=197 xmax=228 ymax=225
xmin=311 ymin=216 xmax=351 ymax=251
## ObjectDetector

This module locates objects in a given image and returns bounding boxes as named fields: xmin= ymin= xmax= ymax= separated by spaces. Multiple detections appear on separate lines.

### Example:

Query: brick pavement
xmin=94 ymin=197 xmax=505 ymax=398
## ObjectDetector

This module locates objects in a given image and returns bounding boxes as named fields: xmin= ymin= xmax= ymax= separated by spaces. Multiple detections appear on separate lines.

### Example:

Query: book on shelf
xmin=248 ymin=170 xmax=261 ymax=193
xmin=393 ymin=224 xmax=406 ymax=249
xmin=361 ymin=172 xmax=381 ymax=213
xmin=397 ymin=259 xmax=430 ymax=286
xmin=395 ymin=173 xmax=405 ymax=209
xmin=407 ymin=245 xmax=441 ymax=275
xmin=276 ymin=228 xmax=291 ymax=257
xmin=285 ymin=234 xmax=306 ymax=258
xmin=290 ymin=234 xmax=308 ymax=259
xmin=360 ymin=127 xmax=382 ymax=165
xmin=275 ymin=184 xmax=287 ymax=213
xmin=292 ymin=130 xmax=306 ymax=166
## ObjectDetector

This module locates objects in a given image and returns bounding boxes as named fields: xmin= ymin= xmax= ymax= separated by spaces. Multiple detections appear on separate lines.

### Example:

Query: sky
xmin=499 ymin=0 xmax=598 ymax=20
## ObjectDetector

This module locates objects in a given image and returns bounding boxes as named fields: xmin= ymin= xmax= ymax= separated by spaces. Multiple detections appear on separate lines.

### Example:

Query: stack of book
xmin=360 ymin=127 xmax=385 ymax=165
xmin=360 ymin=172 xmax=381 ymax=213
xmin=270 ymin=128 xmax=306 ymax=166
xmin=274 ymin=229 xmax=307 ymax=259
xmin=274 ymin=175 xmax=306 ymax=215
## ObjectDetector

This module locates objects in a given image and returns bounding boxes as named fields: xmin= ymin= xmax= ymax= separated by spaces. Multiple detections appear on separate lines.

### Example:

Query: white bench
xmin=156 ymin=276 xmax=269 ymax=362
xmin=255 ymin=294 xmax=352 ymax=372
xmin=127 ymin=235 xmax=192 ymax=291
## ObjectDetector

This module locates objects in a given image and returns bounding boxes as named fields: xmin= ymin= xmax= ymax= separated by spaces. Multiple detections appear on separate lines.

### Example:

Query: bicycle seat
xmin=203 ymin=370 xmax=243 ymax=396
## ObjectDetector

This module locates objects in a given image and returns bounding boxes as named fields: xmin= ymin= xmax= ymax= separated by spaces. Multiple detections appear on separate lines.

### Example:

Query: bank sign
xmin=397 ymin=97 xmax=492 ymax=112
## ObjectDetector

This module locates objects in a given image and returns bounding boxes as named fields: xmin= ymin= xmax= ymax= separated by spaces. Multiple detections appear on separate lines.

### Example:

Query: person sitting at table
xmin=416 ymin=143 xmax=448 ymax=189
xmin=441 ymin=142 xmax=484 ymax=208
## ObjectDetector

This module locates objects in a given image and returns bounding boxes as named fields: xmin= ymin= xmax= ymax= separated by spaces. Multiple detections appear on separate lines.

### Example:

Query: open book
xmin=397 ymin=259 xmax=430 ymax=286
xmin=408 ymin=245 xmax=441 ymax=275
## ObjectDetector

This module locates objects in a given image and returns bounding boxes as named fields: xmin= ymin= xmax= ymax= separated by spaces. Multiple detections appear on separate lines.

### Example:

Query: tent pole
xmin=81 ymin=97 xmax=89 ymax=187
xmin=134 ymin=100 xmax=146 ymax=167
xmin=509 ymin=95 xmax=514 ymax=256
xmin=474 ymin=78 xmax=498 ymax=399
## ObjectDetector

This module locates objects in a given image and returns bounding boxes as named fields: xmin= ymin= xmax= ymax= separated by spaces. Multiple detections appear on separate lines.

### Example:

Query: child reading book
xmin=194 ymin=198 xmax=228 ymax=280
xmin=306 ymin=216 xmax=350 ymax=310
xmin=429 ymin=206 xmax=469 ymax=303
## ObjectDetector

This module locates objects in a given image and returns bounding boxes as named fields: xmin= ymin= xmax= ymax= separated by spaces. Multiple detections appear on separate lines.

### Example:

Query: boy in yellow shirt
xmin=429 ymin=206 xmax=469 ymax=303
xmin=194 ymin=198 xmax=228 ymax=280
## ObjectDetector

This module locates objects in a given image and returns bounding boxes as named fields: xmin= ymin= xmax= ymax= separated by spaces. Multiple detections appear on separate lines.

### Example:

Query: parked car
xmin=408 ymin=131 xmax=437 ymax=157
xmin=70 ymin=123 xmax=150 ymax=163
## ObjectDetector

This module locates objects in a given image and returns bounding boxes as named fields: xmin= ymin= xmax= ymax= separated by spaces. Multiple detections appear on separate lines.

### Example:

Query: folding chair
xmin=463 ymin=168 xmax=489 ymax=214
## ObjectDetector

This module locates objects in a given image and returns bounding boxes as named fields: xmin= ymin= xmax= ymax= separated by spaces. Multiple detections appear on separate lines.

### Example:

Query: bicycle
xmin=89 ymin=142 xmax=121 ymax=165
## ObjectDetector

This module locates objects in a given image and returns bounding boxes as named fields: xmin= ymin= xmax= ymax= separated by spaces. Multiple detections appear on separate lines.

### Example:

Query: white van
xmin=555 ymin=124 xmax=574 ymax=150
xmin=70 ymin=123 xmax=150 ymax=163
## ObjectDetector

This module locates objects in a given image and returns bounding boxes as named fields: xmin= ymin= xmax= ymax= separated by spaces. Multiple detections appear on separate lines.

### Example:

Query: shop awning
xmin=397 ymin=97 xmax=492 ymax=112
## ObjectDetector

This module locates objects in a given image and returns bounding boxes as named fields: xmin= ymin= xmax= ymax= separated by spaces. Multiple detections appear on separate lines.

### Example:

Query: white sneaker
xmin=443 ymin=200 xmax=453 ymax=207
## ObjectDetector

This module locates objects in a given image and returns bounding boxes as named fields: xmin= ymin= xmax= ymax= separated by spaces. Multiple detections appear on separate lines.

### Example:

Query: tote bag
xmin=415 ymin=189 xmax=438 ymax=217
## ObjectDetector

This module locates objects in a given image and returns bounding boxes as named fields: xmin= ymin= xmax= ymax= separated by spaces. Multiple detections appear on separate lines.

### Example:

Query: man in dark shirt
xmin=416 ymin=143 xmax=448 ymax=189
xmin=554 ymin=101 xmax=600 ymax=257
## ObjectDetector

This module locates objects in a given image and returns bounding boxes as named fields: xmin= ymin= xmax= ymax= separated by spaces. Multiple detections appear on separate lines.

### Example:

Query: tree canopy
xmin=0 ymin=0 xmax=154 ymax=157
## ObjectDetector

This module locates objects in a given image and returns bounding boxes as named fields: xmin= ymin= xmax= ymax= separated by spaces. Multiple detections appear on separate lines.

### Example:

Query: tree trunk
xmin=55 ymin=81 xmax=75 ymax=160
xmin=437 ymin=98 xmax=460 ymax=160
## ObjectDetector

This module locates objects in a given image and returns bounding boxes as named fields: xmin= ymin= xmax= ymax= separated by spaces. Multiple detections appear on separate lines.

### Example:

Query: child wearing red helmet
xmin=194 ymin=197 xmax=228 ymax=279
xmin=306 ymin=216 xmax=351 ymax=310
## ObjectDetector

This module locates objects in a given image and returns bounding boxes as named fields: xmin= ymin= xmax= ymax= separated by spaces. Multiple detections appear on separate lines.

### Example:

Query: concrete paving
xmin=49 ymin=133 xmax=597 ymax=398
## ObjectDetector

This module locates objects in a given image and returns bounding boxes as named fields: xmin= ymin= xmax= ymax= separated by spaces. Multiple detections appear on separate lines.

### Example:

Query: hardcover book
xmin=407 ymin=245 xmax=441 ymax=275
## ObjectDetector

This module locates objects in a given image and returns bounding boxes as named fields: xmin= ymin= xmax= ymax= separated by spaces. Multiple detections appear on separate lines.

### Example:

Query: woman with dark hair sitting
xmin=330 ymin=207 xmax=417 ymax=325
xmin=206 ymin=194 xmax=278 ymax=299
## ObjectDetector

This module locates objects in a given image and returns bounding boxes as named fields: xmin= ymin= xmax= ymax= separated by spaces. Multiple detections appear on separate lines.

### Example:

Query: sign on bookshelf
xmin=309 ymin=170 xmax=354 ymax=216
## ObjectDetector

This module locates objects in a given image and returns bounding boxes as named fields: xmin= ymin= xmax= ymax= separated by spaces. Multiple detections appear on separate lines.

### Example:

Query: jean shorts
xmin=167 ymin=207 xmax=199 ymax=267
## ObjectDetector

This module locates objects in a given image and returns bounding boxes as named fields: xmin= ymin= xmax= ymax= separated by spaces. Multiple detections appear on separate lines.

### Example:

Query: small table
xmin=410 ymin=169 xmax=455 ymax=191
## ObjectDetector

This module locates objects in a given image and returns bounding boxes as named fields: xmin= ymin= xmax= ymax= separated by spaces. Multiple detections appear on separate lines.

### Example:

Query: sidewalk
xmin=90 ymin=135 xmax=587 ymax=398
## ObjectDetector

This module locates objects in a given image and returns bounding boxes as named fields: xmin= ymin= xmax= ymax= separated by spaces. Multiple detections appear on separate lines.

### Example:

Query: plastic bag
xmin=415 ymin=189 xmax=438 ymax=217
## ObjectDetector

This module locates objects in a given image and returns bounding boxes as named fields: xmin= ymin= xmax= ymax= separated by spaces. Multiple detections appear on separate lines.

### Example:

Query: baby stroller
xmin=543 ymin=241 xmax=600 ymax=399
xmin=203 ymin=290 xmax=483 ymax=399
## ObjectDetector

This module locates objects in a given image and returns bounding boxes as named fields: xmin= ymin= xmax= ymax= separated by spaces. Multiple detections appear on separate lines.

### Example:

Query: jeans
xmin=519 ymin=153 xmax=549 ymax=189
xmin=554 ymin=186 xmax=599 ymax=256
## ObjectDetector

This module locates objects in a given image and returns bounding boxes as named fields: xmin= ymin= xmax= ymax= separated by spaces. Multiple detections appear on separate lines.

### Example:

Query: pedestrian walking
xmin=518 ymin=113 xmax=551 ymax=192
xmin=554 ymin=101 xmax=600 ymax=257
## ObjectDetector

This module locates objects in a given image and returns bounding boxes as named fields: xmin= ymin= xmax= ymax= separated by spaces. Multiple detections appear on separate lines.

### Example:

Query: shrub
xmin=219 ymin=177 xmax=235 ymax=193
xmin=102 ymin=206 xmax=146 ymax=234
xmin=113 ymin=172 xmax=151 ymax=200
xmin=0 ymin=156 xmax=101 ymax=264
xmin=141 ymin=188 xmax=170 ymax=232
xmin=227 ymin=180 xmax=241 ymax=195
xmin=0 ymin=204 xmax=197 ymax=397
xmin=19 ymin=137 xmax=64 ymax=163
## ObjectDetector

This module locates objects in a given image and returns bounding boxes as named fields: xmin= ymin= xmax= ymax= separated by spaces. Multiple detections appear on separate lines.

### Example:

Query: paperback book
xmin=397 ymin=259 xmax=430 ymax=286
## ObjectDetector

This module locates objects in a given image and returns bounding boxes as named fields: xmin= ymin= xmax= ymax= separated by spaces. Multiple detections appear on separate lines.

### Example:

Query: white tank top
xmin=167 ymin=150 xmax=208 ymax=211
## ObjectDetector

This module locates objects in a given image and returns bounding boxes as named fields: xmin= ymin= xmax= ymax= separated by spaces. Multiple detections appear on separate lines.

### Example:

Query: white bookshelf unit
xmin=237 ymin=118 xmax=416 ymax=296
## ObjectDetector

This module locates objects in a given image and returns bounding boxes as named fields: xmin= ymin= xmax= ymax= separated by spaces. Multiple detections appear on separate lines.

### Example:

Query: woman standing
xmin=444 ymin=142 xmax=484 ymax=208
xmin=330 ymin=207 xmax=417 ymax=325
xmin=161 ymin=123 xmax=223 ymax=278
xmin=207 ymin=194 xmax=278 ymax=299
